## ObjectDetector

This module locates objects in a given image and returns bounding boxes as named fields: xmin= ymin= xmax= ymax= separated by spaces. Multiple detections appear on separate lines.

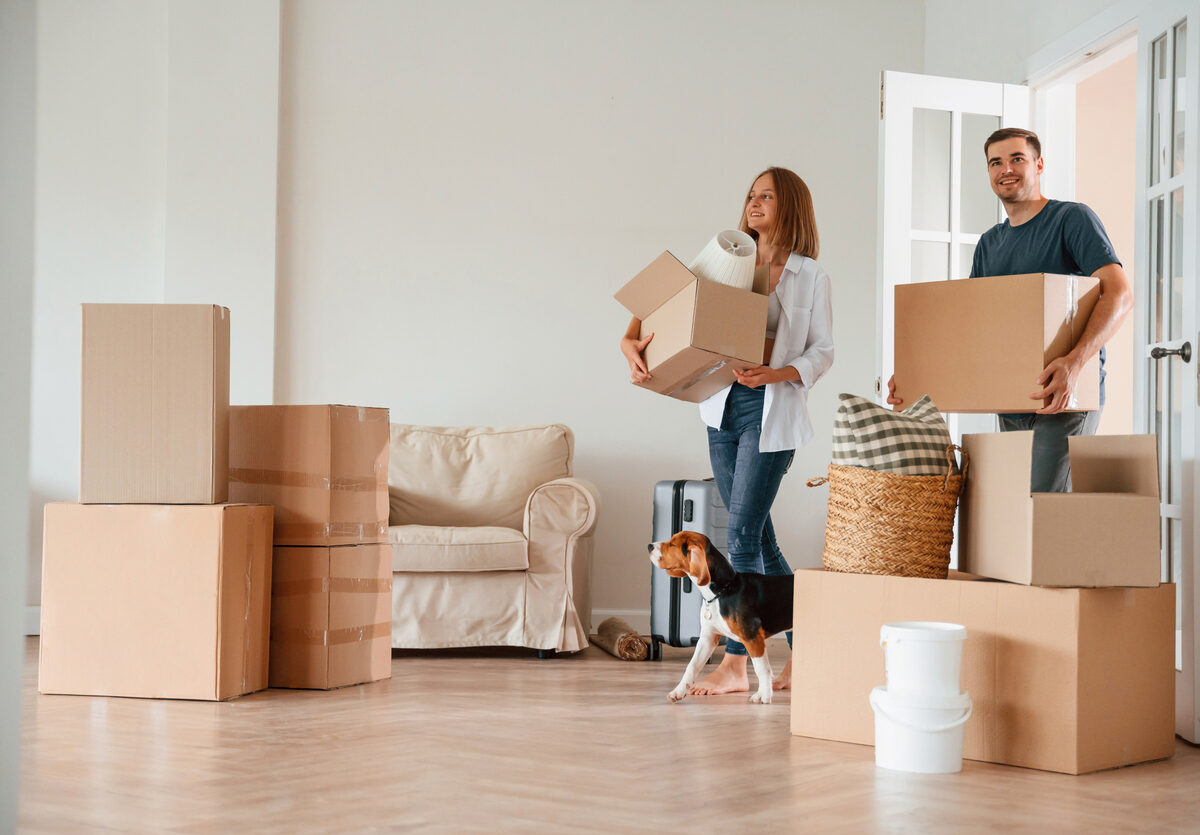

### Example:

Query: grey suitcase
xmin=649 ymin=478 xmax=729 ymax=661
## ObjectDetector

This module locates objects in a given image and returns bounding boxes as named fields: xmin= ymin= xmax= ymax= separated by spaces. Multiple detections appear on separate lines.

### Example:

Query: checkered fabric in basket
xmin=831 ymin=393 xmax=957 ymax=476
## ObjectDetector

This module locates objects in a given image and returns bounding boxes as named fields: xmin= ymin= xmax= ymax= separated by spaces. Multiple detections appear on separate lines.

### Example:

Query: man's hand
xmin=734 ymin=365 xmax=784 ymax=388
xmin=621 ymin=333 xmax=654 ymax=383
xmin=886 ymin=374 xmax=903 ymax=406
xmin=1032 ymin=355 xmax=1082 ymax=414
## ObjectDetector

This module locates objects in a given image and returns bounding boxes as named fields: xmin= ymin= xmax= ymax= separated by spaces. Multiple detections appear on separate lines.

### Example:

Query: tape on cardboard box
xmin=272 ymin=577 xmax=392 ymax=596
xmin=229 ymin=468 xmax=383 ymax=492
xmin=271 ymin=621 xmax=391 ymax=647
xmin=272 ymin=521 xmax=389 ymax=541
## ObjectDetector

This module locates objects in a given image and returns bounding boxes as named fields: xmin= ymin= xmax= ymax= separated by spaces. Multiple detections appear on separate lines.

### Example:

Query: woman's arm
xmin=620 ymin=315 xmax=654 ymax=383
xmin=787 ymin=271 xmax=834 ymax=389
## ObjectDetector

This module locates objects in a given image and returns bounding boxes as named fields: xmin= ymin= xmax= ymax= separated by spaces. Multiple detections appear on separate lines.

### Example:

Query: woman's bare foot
xmin=688 ymin=654 xmax=749 ymax=695
xmin=772 ymin=657 xmax=792 ymax=691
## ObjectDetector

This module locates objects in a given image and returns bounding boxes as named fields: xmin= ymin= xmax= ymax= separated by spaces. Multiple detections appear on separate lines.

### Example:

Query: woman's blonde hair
xmin=738 ymin=166 xmax=819 ymax=259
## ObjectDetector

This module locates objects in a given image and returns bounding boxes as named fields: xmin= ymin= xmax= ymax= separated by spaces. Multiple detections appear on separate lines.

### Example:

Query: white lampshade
xmin=687 ymin=229 xmax=757 ymax=291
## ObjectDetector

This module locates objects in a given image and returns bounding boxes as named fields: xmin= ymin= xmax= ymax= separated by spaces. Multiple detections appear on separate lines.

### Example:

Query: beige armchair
xmin=387 ymin=424 xmax=599 ymax=654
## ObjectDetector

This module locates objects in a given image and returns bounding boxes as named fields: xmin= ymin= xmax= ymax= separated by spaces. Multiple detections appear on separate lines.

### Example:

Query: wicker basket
xmin=807 ymin=445 xmax=968 ymax=580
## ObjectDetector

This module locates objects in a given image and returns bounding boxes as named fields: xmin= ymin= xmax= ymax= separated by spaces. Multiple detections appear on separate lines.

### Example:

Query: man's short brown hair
xmin=984 ymin=127 xmax=1041 ymax=160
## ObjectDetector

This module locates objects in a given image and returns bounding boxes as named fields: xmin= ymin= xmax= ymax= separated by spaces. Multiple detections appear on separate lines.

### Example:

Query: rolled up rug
xmin=593 ymin=617 xmax=649 ymax=661
xmin=688 ymin=229 xmax=757 ymax=290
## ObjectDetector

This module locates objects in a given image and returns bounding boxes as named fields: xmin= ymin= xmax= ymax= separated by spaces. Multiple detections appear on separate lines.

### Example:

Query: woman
xmin=621 ymin=166 xmax=834 ymax=695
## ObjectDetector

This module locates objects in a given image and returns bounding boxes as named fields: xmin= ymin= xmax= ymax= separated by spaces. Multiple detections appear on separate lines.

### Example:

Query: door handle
xmin=1151 ymin=342 xmax=1192 ymax=362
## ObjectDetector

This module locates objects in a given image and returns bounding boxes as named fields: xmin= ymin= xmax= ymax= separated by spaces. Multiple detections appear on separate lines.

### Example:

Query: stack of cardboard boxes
xmin=228 ymin=405 xmax=392 ymax=690
xmin=791 ymin=274 xmax=1176 ymax=775
xmin=40 ymin=305 xmax=273 ymax=701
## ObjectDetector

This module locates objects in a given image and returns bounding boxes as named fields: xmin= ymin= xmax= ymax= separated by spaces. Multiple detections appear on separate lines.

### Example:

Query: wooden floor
xmin=18 ymin=636 xmax=1200 ymax=833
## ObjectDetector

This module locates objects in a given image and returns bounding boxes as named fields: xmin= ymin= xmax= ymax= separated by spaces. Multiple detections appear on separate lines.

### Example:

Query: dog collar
xmin=705 ymin=578 xmax=737 ymax=599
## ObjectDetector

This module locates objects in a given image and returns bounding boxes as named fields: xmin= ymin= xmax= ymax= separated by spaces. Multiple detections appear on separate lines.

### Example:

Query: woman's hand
xmin=734 ymin=365 xmax=794 ymax=388
xmin=621 ymin=332 xmax=654 ymax=383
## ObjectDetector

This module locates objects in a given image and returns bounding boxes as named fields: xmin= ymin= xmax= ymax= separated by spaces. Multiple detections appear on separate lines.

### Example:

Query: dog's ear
xmin=688 ymin=544 xmax=710 ymax=587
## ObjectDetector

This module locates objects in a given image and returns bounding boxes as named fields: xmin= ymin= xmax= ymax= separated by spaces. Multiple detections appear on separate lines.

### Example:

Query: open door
xmin=877 ymin=71 xmax=1030 ymax=426
xmin=1137 ymin=0 xmax=1200 ymax=744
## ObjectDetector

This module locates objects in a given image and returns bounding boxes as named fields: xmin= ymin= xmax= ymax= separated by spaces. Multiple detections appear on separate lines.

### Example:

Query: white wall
xmin=27 ymin=0 xmax=280 ymax=610
xmin=1 ymin=0 xmax=34 ymax=823
xmin=274 ymin=0 xmax=925 ymax=621
xmin=26 ymin=0 xmax=1128 ymax=627
xmin=924 ymin=0 xmax=1125 ymax=82
xmin=1077 ymin=54 xmax=1137 ymax=435
xmin=163 ymin=1 xmax=280 ymax=402
xmin=29 ymin=0 xmax=168 ymax=610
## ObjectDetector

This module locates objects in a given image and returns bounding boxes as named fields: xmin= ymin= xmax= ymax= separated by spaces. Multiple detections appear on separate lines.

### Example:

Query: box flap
xmin=1042 ymin=275 xmax=1101 ymax=410
xmin=1042 ymin=274 xmax=1100 ymax=359
xmin=960 ymin=432 xmax=1035 ymax=582
xmin=613 ymin=252 xmax=697 ymax=319
xmin=641 ymin=283 xmax=699 ymax=370
xmin=1068 ymin=434 xmax=1160 ymax=497
xmin=751 ymin=262 xmax=769 ymax=295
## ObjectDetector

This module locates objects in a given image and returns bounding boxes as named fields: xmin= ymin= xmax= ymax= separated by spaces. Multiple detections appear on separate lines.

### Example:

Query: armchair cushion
xmin=388 ymin=525 xmax=528 ymax=573
xmin=388 ymin=424 xmax=573 ymax=529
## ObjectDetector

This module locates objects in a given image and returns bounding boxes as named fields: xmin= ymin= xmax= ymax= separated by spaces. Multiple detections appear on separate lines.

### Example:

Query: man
xmin=889 ymin=127 xmax=1133 ymax=492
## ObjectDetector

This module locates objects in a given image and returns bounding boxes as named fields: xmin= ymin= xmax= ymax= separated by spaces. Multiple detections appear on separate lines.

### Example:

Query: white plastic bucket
xmin=869 ymin=686 xmax=972 ymax=774
xmin=880 ymin=621 xmax=966 ymax=698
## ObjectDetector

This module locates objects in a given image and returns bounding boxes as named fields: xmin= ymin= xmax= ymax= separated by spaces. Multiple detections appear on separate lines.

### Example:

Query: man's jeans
xmin=707 ymin=384 xmax=794 ymax=656
xmin=997 ymin=410 xmax=1102 ymax=492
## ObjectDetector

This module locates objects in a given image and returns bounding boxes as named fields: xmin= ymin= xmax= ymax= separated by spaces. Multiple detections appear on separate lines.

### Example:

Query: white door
xmin=877 ymin=71 xmax=1030 ymax=425
xmin=1138 ymin=0 xmax=1200 ymax=743
xmin=878 ymin=72 xmax=1030 ymax=568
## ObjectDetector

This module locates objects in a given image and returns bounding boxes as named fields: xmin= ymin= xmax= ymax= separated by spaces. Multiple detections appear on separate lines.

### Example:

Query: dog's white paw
xmin=668 ymin=686 xmax=689 ymax=703
xmin=749 ymin=689 xmax=773 ymax=705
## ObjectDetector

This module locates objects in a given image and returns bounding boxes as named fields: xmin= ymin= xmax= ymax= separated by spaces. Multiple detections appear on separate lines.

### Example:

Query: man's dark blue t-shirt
xmin=970 ymin=199 xmax=1121 ymax=407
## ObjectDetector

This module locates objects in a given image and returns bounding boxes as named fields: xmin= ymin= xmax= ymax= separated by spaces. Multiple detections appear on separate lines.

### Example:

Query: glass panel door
xmin=879 ymin=71 xmax=1029 ymax=406
xmin=1139 ymin=0 xmax=1199 ymax=743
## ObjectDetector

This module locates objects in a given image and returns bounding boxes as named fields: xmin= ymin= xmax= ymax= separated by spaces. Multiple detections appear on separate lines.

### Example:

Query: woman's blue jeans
xmin=706 ymin=383 xmax=794 ymax=657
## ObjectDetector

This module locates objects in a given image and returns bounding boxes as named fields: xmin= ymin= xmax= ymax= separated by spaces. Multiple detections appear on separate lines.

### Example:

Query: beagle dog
xmin=648 ymin=530 xmax=793 ymax=704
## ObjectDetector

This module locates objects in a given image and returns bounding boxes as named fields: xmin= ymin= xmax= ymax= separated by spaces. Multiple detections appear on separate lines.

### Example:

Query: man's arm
xmin=1033 ymin=262 xmax=1133 ymax=414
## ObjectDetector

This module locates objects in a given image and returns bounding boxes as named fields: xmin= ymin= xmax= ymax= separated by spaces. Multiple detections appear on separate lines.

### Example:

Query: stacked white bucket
xmin=869 ymin=622 xmax=973 ymax=774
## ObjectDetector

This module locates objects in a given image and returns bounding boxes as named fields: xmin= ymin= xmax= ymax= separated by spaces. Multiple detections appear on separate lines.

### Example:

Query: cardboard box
xmin=228 ymin=405 xmax=389 ymax=546
xmin=80 ymin=304 xmax=230 ymax=503
xmin=614 ymin=253 xmax=768 ymax=402
xmin=791 ymin=569 xmax=1175 ymax=775
xmin=961 ymin=432 xmax=1161 ymax=587
xmin=39 ymin=502 xmax=273 ymax=701
xmin=893 ymin=273 xmax=1101 ymax=413
xmin=269 ymin=543 xmax=393 ymax=690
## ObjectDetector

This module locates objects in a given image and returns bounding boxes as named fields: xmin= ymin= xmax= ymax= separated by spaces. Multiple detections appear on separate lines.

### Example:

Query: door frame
xmin=1027 ymin=0 xmax=1200 ymax=745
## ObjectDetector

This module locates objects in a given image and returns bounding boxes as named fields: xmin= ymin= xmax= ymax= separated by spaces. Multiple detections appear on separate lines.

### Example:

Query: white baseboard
xmin=23 ymin=606 xmax=39 ymax=636
xmin=591 ymin=608 xmax=649 ymax=635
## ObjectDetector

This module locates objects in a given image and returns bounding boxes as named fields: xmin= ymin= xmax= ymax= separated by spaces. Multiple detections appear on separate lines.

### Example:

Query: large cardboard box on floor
xmin=790 ymin=569 xmax=1175 ymax=775
xmin=960 ymin=432 xmax=1161 ymax=587
xmin=893 ymin=273 xmax=1101 ymax=413
xmin=614 ymin=254 xmax=768 ymax=403
xmin=80 ymin=303 xmax=230 ymax=503
xmin=270 ymin=543 xmax=393 ymax=690
xmin=39 ymin=502 xmax=273 ymax=701
xmin=228 ymin=405 xmax=390 ymax=546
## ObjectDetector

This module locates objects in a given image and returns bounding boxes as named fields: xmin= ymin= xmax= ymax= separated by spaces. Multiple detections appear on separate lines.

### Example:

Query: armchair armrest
xmin=521 ymin=477 xmax=600 ymax=652
xmin=523 ymin=477 xmax=599 ymax=555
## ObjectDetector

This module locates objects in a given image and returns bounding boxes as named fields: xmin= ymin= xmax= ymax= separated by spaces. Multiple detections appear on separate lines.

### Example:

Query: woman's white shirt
xmin=698 ymin=252 xmax=834 ymax=452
